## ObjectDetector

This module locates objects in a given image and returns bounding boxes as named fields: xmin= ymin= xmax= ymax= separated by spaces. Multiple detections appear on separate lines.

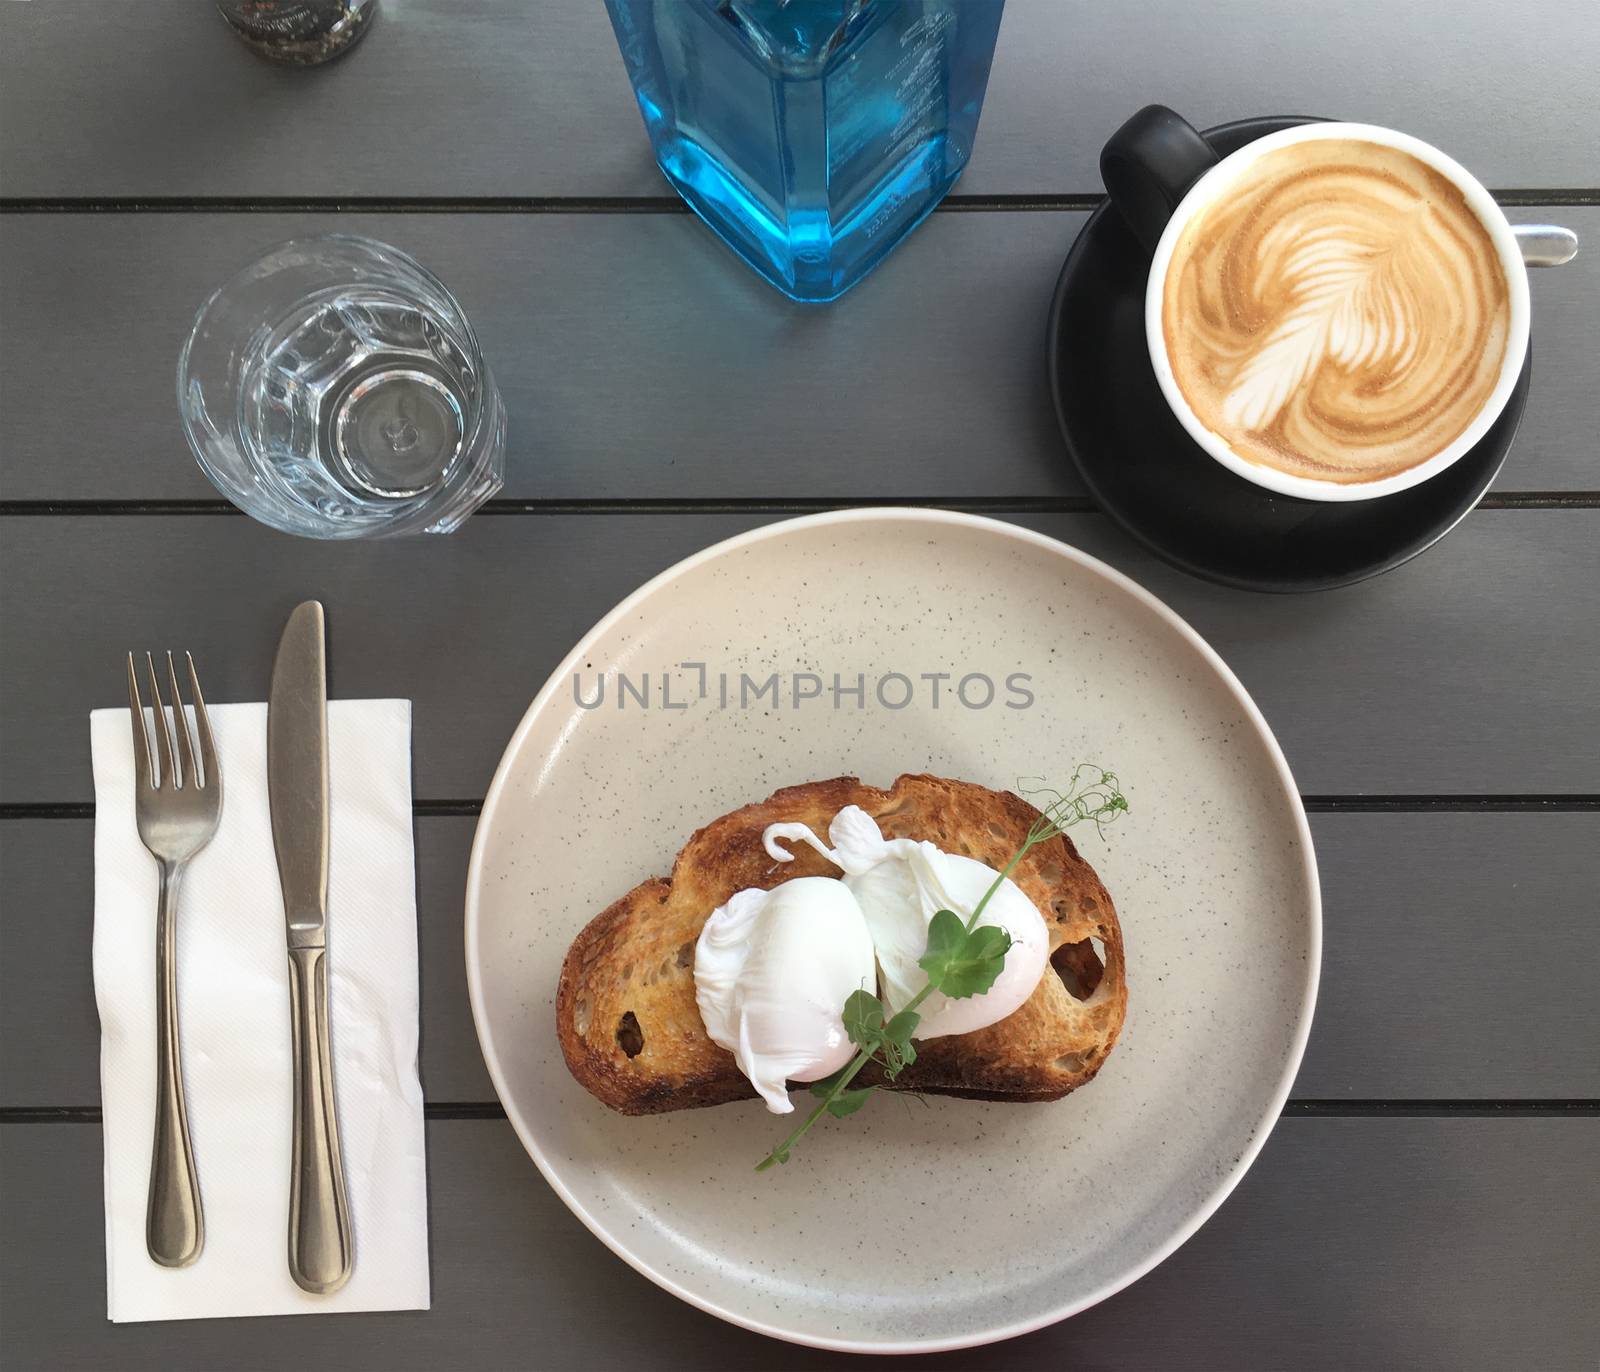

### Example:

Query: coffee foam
xmin=1162 ymin=138 xmax=1511 ymax=484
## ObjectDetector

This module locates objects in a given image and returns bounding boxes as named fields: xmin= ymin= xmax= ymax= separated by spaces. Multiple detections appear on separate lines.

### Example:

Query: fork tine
xmin=145 ymin=652 xmax=176 ymax=789
xmin=166 ymin=652 xmax=197 ymax=792
xmin=185 ymin=653 xmax=217 ymax=792
xmin=126 ymin=653 xmax=153 ymax=789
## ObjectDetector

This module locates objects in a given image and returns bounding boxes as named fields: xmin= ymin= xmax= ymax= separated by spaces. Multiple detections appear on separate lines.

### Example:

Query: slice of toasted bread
xmin=556 ymin=774 xmax=1126 ymax=1115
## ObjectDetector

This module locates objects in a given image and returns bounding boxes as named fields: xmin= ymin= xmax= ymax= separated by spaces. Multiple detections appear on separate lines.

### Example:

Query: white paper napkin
xmin=91 ymin=700 xmax=430 ymax=1322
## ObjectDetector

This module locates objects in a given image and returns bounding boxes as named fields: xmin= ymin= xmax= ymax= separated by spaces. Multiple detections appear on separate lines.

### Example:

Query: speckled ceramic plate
xmin=466 ymin=509 xmax=1320 ymax=1353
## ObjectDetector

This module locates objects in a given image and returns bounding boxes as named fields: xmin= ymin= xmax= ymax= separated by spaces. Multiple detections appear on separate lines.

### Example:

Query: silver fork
xmin=127 ymin=651 xmax=222 ymax=1269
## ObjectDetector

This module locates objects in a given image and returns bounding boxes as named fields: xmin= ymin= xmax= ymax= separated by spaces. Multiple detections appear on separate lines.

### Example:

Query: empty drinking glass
xmin=179 ymin=235 xmax=506 ymax=538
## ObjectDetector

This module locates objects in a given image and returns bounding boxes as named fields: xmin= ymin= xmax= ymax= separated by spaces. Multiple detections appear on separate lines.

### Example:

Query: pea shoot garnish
xmin=756 ymin=765 xmax=1128 ymax=1171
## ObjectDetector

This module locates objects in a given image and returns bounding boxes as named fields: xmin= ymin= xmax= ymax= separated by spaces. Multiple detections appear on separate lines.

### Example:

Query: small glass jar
xmin=217 ymin=1 xmax=378 ymax=66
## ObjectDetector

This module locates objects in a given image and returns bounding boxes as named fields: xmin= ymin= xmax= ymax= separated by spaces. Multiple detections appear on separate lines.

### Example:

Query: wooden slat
xmin=2 ymin=208 xmax=1596 ymax=503
xmin=4 ymin=0 xmax=1598 ymax=199
xmin=0 ymin=0 xmax=659 ymax=201
xmin=0 ymin=817 xmax=494 ymax=1107
xmin=2 ymin=511 xmax=1597 ymax=806
xmin=3 ymin=812 xmax=1595 ymax=1109
xmin=0 ymin=209 xmax=1087 ymax=502
xmin=1295 ymin=812 xmax=1600 ymax=1099
xmin=2 ymin=1117 xmax=1595 ymax=1367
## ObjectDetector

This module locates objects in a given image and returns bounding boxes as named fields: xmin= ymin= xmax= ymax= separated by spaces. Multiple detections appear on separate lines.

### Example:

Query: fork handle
xmin=287 ymin=945 xmax=352 ymax=1294
xmin=147 ymin=862 xmax=204 ymax=1267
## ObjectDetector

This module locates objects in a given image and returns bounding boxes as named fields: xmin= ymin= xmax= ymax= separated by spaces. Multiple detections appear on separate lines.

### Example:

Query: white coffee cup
xmin=1107 ymin=113 xmax=1544 ymax=503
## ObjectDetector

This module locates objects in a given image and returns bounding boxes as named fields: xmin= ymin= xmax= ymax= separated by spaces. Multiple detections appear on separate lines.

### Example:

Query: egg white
xmin=693 ymin=876 xmax=876 ymax=1113
xmin=844 ymin=843 xmax=1048 ymax=1039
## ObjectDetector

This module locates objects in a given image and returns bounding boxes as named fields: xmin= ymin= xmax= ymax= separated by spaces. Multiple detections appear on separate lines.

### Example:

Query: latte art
xmin=1162 ymin=139 xmax=1511 ymax=484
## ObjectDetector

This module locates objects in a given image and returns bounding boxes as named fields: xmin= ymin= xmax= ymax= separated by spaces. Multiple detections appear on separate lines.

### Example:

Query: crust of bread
xmin=556 ymin=774 xmax=1126 ymax=1115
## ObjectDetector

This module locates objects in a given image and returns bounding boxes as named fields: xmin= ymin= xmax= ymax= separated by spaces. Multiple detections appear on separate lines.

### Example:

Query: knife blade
xmin=267 ymin=599 xmax=353 ymax=1295
xmin=268 ymin=599 xmax=329 ymax=950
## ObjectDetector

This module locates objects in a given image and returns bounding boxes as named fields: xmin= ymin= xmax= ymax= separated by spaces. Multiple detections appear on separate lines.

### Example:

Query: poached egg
xmin=693 ymin=876 xmax=875 ymax=1114
xmin=696 ymin=806 xmax=1053 ymax=1113
xmin=768 ymin=806 xmax=1050 ymax=1039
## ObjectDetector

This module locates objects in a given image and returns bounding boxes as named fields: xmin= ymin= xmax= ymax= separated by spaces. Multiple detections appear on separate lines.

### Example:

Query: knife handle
xmin=287 ymin=945 xmax=352 ymax=1294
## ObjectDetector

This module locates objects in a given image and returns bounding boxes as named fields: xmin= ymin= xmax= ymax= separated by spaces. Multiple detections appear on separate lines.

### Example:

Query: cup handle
xmin=1100 ymin=106 xmax=1220 ymax=254
xmin=1512 ymin=224 xmax=1579 ymax=267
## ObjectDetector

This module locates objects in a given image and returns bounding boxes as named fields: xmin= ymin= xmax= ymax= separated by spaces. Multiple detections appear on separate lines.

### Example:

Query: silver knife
xmin=267 ymin=600 xmax=353 ymax=1295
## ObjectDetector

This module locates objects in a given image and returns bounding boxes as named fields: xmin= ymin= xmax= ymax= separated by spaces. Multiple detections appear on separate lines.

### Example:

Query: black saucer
xmin=1047 ymin=115 xmax=1532 ymax=593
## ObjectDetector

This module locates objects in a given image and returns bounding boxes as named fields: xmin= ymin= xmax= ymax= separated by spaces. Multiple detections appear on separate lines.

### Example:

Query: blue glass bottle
xmin=604 ymin=0 xmax=1006 ymax=302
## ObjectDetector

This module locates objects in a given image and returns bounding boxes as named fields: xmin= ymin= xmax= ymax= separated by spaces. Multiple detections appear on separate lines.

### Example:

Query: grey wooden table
xmin=2 ymin=3 xmax=1597 ymax=1368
